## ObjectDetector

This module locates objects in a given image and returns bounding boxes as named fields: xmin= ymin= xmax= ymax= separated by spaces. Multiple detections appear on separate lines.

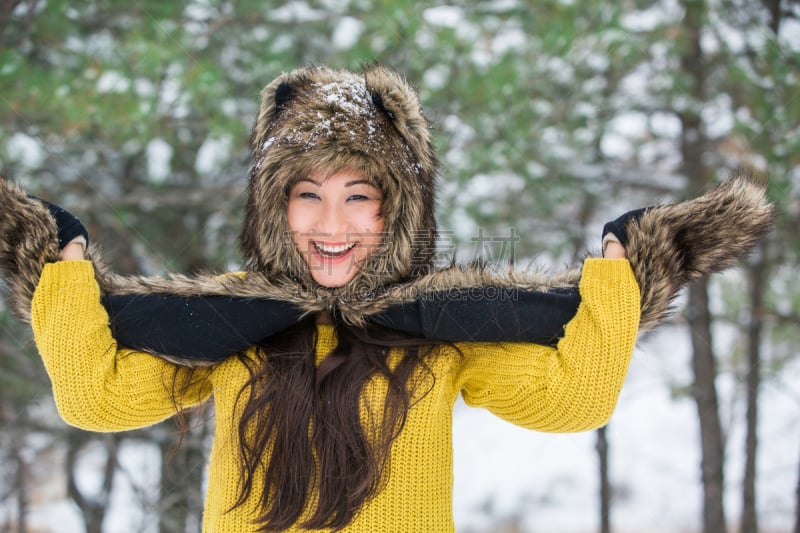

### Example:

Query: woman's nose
xmin=315 ymin=202 xmax=347 ymax=235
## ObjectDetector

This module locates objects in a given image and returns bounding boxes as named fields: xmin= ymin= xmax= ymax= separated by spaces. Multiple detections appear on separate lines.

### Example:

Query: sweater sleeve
xmin=31 ymin=261 xmax=213 ymax=432
xmin=452 ymin=258 xmax=640 ymax=433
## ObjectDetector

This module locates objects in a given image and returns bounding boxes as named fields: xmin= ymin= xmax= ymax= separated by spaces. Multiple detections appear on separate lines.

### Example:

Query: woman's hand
xmin=28 ymin=196 xmax=89 ymax=261
xmin=604 ymin=240 xmax=627 ymax=259
xmin=602 ymin=208 xmax=645 ymax=259
xmin=59 ymin=239 xmax=86 ymax=261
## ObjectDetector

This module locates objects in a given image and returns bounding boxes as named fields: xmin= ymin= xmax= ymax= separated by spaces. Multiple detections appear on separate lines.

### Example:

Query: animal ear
xmin=370 ymin=90 xmax=395 ymax=121
xmin=274 ymin=82 xmax=296 ymax=111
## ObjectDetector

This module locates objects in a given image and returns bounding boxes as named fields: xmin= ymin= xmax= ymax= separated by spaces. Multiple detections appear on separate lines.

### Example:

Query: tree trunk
xmin=741 ymin=245 xmax=766 ymax=533
xmin=678 ymin=1 xmax=727 ymax=531
xmin=158 ymin=414 xmax=208 ymax=533
xmin=159 ymin=435 xmax=190 ymax=533
xmin=687 ymin=281 xmax=727 ymax=533
xmin=759 ymin=0 xmax=781 ymax=34
xmin=12 ymin=421 xmax=28 ymax=533
xmin=794 ymin=443 xmax=800 ymax=533
xmin=66 ymin=432 xmax=118 ymax=533
xmin=597 ymin=426 xmax=611 ymax=533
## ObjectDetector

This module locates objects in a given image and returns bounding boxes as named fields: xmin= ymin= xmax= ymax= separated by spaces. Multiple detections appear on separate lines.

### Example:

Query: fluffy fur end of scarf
xmin=626 ymin=172 xmax=775 ymax=331
xmin=0 ymin=181 xmax=60 ymax=324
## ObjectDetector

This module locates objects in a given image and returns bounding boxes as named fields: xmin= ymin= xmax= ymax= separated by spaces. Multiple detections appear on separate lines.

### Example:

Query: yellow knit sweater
xmin=31 ymin=258 xmax=639 ymax=532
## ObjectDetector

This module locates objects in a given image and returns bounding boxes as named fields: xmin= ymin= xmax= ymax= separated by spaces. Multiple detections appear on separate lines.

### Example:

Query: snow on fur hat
xmin=240 ymin=65 xmax=439 ymax=294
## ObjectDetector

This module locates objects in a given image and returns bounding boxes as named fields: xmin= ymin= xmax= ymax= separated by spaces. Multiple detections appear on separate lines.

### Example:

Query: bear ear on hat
xmin=250 ymin=69 xmax=306 ymax=154
xmin=274 ymin=81 xmax=296 ymax=111
xmin=370 ymin=91 xmax=394 ymax=121
xmin=363 ymin=64 xmax=436 ymax=179
xmin=364 ymin=65 xmax=418 ymax=132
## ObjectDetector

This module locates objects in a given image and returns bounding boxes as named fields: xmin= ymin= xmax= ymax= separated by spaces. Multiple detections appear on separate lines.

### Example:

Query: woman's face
xmin=287 ymin=169 xmax=385 ymax=288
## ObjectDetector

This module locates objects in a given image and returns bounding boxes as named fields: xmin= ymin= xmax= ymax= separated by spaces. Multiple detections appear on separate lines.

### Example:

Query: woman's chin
xmin=311 ymin=272 xmax=352 ymax=288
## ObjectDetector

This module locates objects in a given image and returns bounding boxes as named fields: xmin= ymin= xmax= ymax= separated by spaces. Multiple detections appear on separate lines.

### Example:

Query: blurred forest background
xmin=1 ymin=0 xmax=799 ymax=532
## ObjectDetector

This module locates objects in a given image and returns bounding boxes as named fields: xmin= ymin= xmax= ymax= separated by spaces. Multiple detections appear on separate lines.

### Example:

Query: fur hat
xmin=240 ymin=65 xmax=439 ymax=297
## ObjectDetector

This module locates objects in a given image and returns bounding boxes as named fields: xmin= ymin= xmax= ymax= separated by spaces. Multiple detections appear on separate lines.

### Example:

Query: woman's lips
xmin=312 ymin=241 xmax=357 ymax=263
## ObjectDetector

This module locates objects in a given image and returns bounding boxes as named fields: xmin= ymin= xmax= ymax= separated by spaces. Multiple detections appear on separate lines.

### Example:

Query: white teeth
xmin=314 ymin=242 xmax=356 ymax=254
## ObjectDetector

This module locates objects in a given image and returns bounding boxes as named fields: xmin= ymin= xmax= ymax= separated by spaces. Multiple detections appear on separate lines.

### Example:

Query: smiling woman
xmin=287 ymin=169 xmax=385 ymax=288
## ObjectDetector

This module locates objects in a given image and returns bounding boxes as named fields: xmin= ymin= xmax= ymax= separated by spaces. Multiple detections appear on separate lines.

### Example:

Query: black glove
xmin=28 ymin=195 xmax=89 ymax=250
xmin=369 ymin=286 xmax=581 ymax=347
xmin=102 ymin=293 xmax=307 ymax=362
xmin=602 ymin=207 xmax=647 ymax=250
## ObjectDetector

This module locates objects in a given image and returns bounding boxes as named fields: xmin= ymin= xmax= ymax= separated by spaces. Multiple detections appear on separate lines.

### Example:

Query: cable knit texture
xmin=31 ymin=258 xmax=639 ymax=532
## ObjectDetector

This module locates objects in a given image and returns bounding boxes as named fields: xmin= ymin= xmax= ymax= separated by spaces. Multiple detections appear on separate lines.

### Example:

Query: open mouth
xmin=312 ymin=241 xmax=357 ymax=260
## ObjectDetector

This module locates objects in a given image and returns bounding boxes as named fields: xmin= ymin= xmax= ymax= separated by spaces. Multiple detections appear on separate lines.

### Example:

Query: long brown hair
xmin=230 ymin=315 xmax=441 ymax=531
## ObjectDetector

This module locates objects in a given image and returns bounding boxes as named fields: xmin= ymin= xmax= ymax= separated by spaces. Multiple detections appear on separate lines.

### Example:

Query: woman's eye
xmin=348 ymin=194 xmax=369 ymax=201
xmin=298 ymin=191 xmax=319 ymax=200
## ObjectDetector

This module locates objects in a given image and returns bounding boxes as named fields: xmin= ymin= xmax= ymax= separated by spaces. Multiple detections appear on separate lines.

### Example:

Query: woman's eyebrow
xmin=296 ymin=177 xmax=322 ymax=186
xmin=345 ymin=179 xmax=378 ymax=187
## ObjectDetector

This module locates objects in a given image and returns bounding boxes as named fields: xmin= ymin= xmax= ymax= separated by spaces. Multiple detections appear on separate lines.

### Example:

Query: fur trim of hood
xmin=240 ymin=65 xmax=439 ymax=297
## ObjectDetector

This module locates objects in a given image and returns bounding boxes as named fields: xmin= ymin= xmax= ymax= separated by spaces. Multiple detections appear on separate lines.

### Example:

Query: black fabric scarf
xmin=102 ymin=286 xmax=582 ymax=363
